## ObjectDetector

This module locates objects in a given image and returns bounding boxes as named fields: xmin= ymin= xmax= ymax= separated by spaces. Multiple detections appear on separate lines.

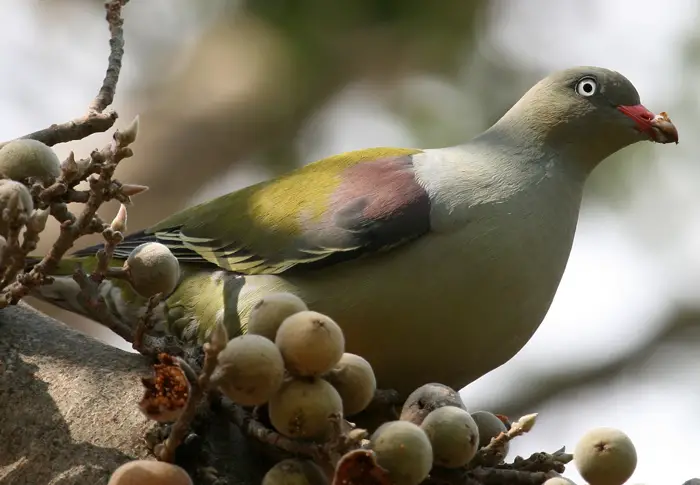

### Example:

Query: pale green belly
xmin=240 ymin=220 xmax=576 ymax=396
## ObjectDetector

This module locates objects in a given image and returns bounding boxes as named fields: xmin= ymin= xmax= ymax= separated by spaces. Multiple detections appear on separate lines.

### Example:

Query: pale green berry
xmin=0 ymin=139 xmax=61 ymax=182
xmin=107 ymin=460 xmax=192 ymax=485
xmin=421 ymin=406 xmax=479 ymax=468
xmin=471 ymin=410 xmax=508 ymax=450
xmin=324 ymin=353 xmax=376 ymax=416
xmin=268 ymin=378 xmax=343 ymax=441
xmin=247 ymin=292 xmax=307 ymax=341
xmin=275 ymin=311 xmax=344 ymax=377
xmin=124 ymin=242 xmax=180 ymax=297
xmin=574 ymin=427 xmax=637 ymax=485
xmin=370 ymin=420 xmax=433 ymax=485
xmin=211 ymin=334 xmax=285 ymax=406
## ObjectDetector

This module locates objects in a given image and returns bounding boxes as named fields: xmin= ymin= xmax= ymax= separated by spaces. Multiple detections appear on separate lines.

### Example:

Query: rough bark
xmin=0 ymin=303 xmax=263 ymax=485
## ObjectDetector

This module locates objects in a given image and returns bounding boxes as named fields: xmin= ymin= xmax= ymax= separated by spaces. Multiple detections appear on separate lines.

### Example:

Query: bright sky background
xmin=1 ymin=1 xmax=698 ymax=484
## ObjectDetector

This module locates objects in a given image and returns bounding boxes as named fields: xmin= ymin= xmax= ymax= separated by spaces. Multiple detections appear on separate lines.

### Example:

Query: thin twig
xmin=228 ymin=404 xmax=321 ymax=457
xmin=89 ymin=0 xmax=129 ymax=114
xmin=133 ymin=293 xmax=163 ymax=354
xmin=423 ymin=449 xmax=571 ymax=485
xmin=0 ymin=112 xmax=119 ymax=150
xmin=0 ymin=0 xmax=129 ymax=151
xmin=0 ymin=205 xmax=28 ymax=287
xmin=156 ymin=323 xmax=228 ymax=462
xmin=508 ymin=450 xmax=572 ymax=474
xmin=472 ymin=413 xmax=539 ymax=468
xmin=0 ymin=208 xmax=49 ymax=288
xmin=0 ymin=131 xmax=136 ymax=306
xmin=72 ymin=264 xmax=134 ymax=343
xmin=0 ymin=0 xmax=135 ymax=307
xmin=468 ymin=467 xmax=559 ymax=485
xmin=227 ymin=407 xmax=367 ymax=468
xmin=91 ymin=204 xmax=127 ymax=283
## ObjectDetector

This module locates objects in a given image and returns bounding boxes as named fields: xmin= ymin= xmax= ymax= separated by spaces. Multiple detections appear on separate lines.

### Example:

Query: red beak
xmin=617 ymin=104 xmax=679 ymax=144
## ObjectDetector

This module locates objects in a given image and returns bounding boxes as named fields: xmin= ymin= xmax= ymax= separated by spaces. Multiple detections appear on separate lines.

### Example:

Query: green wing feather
xmin=77 ymin=146 xmax=430 ymax=275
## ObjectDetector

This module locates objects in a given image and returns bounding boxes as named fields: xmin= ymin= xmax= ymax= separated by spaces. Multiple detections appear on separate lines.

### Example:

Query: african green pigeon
xmin=34 ymin=66 xmax=678 ymax=395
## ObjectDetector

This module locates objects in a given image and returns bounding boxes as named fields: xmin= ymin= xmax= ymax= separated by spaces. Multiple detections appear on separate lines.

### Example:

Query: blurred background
xmin=3 ymin=0 xmax=699 ymax=483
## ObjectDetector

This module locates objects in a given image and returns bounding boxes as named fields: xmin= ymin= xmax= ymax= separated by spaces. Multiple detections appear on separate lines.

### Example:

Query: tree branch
xmin=9 ymin=112 xmax=118 ymax=149
xmin=89 ymin=0 xmax=128 ymax=114
xmin=0 ymin=303 xmax=265 ymax=485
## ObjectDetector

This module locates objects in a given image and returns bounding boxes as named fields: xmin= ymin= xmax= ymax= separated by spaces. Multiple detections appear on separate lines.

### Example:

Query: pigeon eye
xmin=575 ymin=77 xmax=598 ymax=97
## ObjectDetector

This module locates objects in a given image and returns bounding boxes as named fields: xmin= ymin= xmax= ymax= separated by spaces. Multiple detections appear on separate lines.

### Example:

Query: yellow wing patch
xmin=146 ymin=147 xmax=424 ymax=274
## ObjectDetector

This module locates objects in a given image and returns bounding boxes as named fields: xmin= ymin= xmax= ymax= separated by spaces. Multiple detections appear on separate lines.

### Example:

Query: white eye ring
xmin=575 ymin=77 xmax=598 ymax=97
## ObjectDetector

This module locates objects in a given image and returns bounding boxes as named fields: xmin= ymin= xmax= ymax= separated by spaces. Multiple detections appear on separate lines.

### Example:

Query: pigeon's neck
xmin=479 ymin=103 xmax=623 ymax=176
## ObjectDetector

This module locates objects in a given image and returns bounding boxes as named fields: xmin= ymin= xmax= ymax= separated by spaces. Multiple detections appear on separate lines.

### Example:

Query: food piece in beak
xmin=617 ymin=105 xmax=679 ymax=144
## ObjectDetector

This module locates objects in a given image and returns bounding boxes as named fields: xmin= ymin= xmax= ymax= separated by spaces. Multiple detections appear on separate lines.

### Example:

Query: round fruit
xmin=211 ymin=334 xmax=285 ymax=406
xmin=421 ymin=406 xmax=479 ymax=468
xmin=107 ymin=460 xmax=192 ymax=485
xmin=574 ymin=427 xmax=637 ymax=485
xmin=324 ymin=353 xmax=376 ymax=416
xmin=0 ymin=180 xmax=33 ymax=236
xmin=247 ymin=292 xmax=308 ymax=341
xmin=268 ymin=378 xmax=343 ymax=440
xmin=370 ymin=420 xmax=433 ymax=485
xmin=471 ymin=410 xmax=508 ymax=449
xmin=262 ymin=459 xmax=328 ymax=485
xmin=0 ymin=139 xmax=61 ymax=183
xmin=543 ymin=478 xmax=576 ymax=485
xmin=400 ymin=382 xmax=466 ymax=425
xmin=124 ymin=242 xmax=180 ymax=298
xmin=275 ymin=311 xmax=345 ymax=377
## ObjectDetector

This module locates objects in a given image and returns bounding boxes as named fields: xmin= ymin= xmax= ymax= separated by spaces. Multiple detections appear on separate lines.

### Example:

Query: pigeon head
xmin=489 ymin=66 xmax=678 ymax=170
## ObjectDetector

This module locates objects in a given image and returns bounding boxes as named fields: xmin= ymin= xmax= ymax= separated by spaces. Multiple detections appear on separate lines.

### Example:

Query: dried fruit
xmin=268 ymin=377 xmax=343 ymax=440
xmin=211 ymin=334 xmax=285 ymax=406
xmin=247 ymin=292 xmax=308 ymax=341
xmin=275 ymin=311 xmax=344 ymax=377
xmin=574 ymin=427 xmax=637 ymax=485
xmin=324 ymin=353 xmax=376 ymax=416
xmin=333 ymin=450 xmax=392 ymax=485
xmin=138 ymin=354 xmax=188 ymax=423
xmin=421 ymin=406 xmax=479 ymax=468
xmin=370 ymin=420 xmax=433 ymax=485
